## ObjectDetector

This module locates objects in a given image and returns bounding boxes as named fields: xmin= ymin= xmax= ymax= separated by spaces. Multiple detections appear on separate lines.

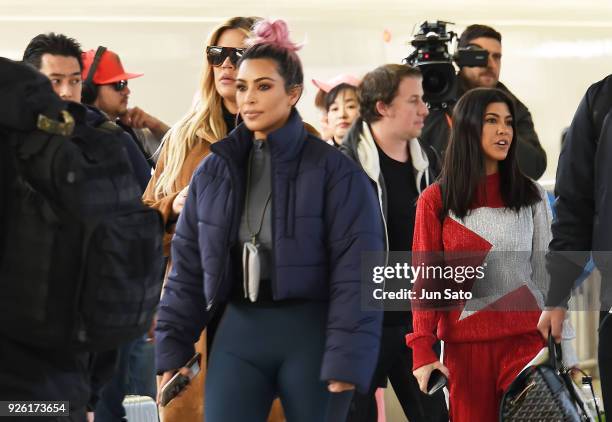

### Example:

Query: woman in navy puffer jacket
xmin=155 ymin=19 xmax=384 ymax=421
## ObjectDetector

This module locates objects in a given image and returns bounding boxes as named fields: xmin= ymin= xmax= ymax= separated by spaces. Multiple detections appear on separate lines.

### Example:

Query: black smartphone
xmin=426 ymin=368 xmax=447 ymax=395
xmin=159 ymin=352 xmax=201 ymax=407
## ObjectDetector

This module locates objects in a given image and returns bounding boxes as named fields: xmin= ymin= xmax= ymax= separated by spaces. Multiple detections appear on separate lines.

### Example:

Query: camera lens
xmin=423 ymin=69 xmax=448 ymax=95
xmin=415 ymin=61 xmax=457 ymax=108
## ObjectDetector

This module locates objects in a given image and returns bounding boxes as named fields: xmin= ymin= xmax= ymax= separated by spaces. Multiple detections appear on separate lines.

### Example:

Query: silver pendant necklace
xmin=242 ymin=140 xmax=272 ymax=302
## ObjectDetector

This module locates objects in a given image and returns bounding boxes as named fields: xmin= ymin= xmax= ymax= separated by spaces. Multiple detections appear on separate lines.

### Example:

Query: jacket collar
xmin=343 ymin=118 xmax=430 ymax=193
xmin=83 ymin=104 xmax=108 ymax=127
xmin=211 ymin=108 xmax=306 ymax=167
xmin=356 ymin=120 xmax=382 ymax=184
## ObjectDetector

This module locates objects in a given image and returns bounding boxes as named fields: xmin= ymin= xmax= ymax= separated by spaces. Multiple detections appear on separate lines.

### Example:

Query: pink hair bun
xmin=247 ymin=19 xmax=302 ymax=52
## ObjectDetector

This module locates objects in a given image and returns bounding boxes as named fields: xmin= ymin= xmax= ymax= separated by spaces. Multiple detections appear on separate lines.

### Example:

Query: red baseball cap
xmin=81 ymin=48 xmax=143 ymax=85
xmin=311 ymin=74 xmax=360 ymax=93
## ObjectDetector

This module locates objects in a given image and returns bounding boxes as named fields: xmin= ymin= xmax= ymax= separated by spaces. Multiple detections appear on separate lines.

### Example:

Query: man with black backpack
xmin=539 ymin=74 xmax=612 ymax=418
xmin=23 ymin=35 xmax=165 ymax=421
xmin=0 ymin=53 xmax=163 ymax=421
xmin=0 ymin=56 xmax=164 ymax=420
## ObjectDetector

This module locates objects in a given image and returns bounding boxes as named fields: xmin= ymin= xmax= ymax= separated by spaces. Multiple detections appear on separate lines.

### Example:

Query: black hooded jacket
xmin=546 ymin=74 xmax=612 ymax=308
xmin=83 ymin=105 xmax=151 ymax=191
xmin=420 ymin=77 xmax=547 ymax=180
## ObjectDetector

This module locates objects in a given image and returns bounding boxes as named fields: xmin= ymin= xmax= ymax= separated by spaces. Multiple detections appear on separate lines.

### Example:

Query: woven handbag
xmin=500 ymin=334 xmax=599 ymax=421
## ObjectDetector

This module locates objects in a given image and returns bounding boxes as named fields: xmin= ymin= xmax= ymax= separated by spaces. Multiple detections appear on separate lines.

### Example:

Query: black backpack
xmin=0 ymin=57 xmax=164 ymax=351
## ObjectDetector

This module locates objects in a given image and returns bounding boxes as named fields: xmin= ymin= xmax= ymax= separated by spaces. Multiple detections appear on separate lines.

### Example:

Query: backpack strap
xmin=37 ymin=110 xmax=74 ymax=137
xmin=18 ymin=110 xmax=75 ymax=160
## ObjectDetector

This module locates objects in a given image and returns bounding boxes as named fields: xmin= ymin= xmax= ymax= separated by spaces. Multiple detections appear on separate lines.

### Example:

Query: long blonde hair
xmin=153 ymin=17 xmax=257 ymax=198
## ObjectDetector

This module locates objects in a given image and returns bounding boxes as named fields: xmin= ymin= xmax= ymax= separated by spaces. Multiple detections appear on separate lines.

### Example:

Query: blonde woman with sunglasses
xmin=144 ymin=16 xmax=257 ymax=251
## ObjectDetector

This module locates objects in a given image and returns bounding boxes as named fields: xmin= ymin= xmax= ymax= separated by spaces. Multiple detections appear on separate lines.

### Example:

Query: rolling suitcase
xmin=123 ymin=395 xmax=159 ymax=422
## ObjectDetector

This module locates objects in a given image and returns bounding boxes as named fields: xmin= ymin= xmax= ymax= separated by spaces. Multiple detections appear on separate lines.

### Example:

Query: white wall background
xmin=2 ymin=0 xmax=612 ymax=180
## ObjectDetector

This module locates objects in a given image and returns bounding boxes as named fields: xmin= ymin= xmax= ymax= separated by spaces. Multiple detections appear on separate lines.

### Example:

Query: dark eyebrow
xmin=48 ymin=72 xmax=81 ymax=77
xmin=485 ymin=112 xmax=512 ymax=119
xmin=235 ymin=77 xmax=276 ymax=83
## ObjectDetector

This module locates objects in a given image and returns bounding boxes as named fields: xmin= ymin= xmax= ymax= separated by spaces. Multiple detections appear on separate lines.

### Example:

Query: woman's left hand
xmin=328 ymin=380 xmax=355 ymax=393
xmin=413 ymin=361 xmax=450 ymax=394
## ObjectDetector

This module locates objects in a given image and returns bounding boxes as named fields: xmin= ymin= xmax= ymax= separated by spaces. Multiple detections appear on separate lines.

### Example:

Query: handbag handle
xmin=547 ymin=332 xmax=564 ymax=371
xmin=547 ymin=332 xmax=603 ymax=421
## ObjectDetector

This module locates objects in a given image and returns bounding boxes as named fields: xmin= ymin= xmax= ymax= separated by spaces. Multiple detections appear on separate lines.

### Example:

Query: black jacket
xmin=84 ymin=105 xmax=152 ymax=192
xmin=546 ymin=74 xmax=612 ymax=308
xmin=0 ymin=127 xmax=13 ymax=257
xmin=420 ymin=78 xmax=547 ymax=180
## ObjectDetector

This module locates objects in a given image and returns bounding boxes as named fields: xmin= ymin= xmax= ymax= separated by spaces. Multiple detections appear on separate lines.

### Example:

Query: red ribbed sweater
xmin=406 ymin=173 xmax=549 ymax=370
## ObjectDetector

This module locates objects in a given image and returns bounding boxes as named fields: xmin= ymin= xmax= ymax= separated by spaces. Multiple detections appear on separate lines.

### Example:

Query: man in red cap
xmin=81 ymin=47 xmax=164 ymax=422
xmin=81 ymin=47 xmax=168 ymax=167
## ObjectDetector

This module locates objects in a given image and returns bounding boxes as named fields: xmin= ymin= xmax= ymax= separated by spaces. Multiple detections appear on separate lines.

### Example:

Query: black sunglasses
xmin=206 ymin=46 xmax=245 ymax=67
xmin=108 ymin=80 xmax=128 ymax=91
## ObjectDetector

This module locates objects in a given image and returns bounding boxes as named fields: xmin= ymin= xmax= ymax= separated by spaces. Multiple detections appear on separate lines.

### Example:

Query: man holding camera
xmin=421 ymin=24 xmax=547 ymax=180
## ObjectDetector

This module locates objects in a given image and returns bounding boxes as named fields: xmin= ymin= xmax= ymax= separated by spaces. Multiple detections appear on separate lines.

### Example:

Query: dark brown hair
xmin=439 ymin=88 xmax=540 ymax=219
xmin=23 ymin=32 xmax=83 ymax=70
xmin=458 ymin=24 xmax=502 ymax=48
xmin=358 ymin=64 xmax=421 ymax=124
xmin=325 ymin=83 xmax=358 ymax=111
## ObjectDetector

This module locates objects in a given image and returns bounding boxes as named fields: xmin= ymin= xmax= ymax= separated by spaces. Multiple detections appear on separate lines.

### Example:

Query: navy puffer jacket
xmin=155 ymin=109 xmax=384 ymax=392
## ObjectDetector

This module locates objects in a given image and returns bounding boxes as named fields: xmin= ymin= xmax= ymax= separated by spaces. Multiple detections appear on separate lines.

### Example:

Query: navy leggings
xmin=205 ymin=301 xmax=354 ymax=422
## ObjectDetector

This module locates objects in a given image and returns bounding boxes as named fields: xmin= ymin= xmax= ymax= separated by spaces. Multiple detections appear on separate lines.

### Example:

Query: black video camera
xmin=404 ymin=21 xmax=489 ymax=110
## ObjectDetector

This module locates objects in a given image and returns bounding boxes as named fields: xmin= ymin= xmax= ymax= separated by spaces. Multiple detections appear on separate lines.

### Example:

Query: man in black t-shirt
xmin=341 ymin=64 xmax=447 ymax=422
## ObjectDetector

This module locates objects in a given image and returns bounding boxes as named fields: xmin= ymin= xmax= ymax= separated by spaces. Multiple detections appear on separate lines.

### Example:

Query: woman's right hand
xmin=157 ymin=370 xmax=177 ymax=404
xmin=413 ymin=361 xmax=450 ymax=394
xmin=157 ymin=366 xmax=194 ymax=405
xmin=171 ymin=185 xmax=190 ymax=217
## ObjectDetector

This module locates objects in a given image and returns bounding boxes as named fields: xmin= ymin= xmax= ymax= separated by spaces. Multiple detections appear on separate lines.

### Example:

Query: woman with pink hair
xmin=155 ymin=19 xmax=384 ymax=421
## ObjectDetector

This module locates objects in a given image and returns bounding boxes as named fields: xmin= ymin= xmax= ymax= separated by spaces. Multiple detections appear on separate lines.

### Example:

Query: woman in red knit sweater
xmin=406 ymin=88 xmax=552 ymax=421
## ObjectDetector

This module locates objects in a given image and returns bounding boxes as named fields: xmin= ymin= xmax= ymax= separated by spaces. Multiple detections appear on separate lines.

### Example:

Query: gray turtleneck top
xmin=238 ymin=139 xmax=273 ymax=283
